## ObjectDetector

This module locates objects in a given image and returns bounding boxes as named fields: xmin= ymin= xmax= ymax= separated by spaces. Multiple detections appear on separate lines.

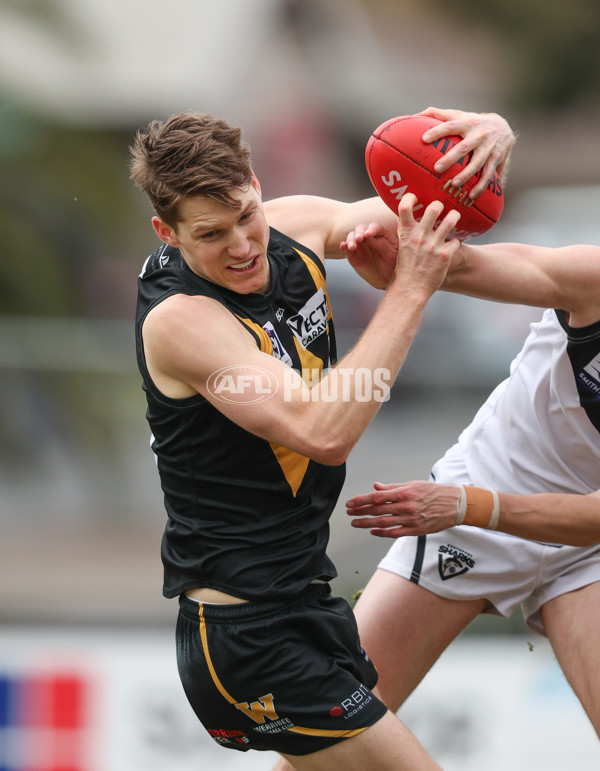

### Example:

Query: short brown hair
xmin=129 ymin=112 xmax=252 ymax=227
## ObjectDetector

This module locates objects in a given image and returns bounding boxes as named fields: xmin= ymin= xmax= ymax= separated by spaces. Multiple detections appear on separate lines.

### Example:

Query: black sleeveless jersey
xmin=135 ymin=228 xmax=346 ymax=600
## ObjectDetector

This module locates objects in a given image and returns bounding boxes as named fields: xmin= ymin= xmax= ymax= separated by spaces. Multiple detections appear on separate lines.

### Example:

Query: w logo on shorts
xmin=437 ymin=544 xmax=475 ymax=581
xmin=234 ymin=693 xmax=279 ymax=724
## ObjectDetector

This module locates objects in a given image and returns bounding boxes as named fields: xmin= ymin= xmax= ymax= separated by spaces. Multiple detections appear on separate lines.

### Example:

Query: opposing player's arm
xmin=494 ymin=488 xmax=600 ymax=545
xmin=445 ymin=241 xmax=600 ymax=325
xmin=340 ymin=218 xmax=600 ymax=324
xmin=346 ymin=481 xmax=600 ymax=547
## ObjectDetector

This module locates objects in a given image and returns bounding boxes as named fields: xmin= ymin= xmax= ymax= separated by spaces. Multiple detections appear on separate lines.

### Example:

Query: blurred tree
xmin=0 ymin=99 xmax=141 ymax=469
xmin=0 ymin=0 xmax=144 ymax=471
xmin=0 ymin=99 xmax=138 ymax=318
xmin=430 ymin=0 xmax=600 ymax=113
xmin=0 ymin=0 xmax=140 ymax=318
xmin=0 ymin=0 xmax=92 ymax=51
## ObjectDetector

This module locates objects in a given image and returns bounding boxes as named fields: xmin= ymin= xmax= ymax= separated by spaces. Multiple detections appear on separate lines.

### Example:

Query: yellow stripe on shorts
xmin=197 ymin=603 xmax=237 ymax=704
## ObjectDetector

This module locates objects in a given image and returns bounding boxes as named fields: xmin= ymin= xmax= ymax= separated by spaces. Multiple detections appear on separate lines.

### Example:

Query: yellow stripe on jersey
xmin=235 ymin=316 xmax=274 ymax=354
xmin=293 ymin=249 xmax=333 ymax=320
xmin=293 ymin=338 xmax=326 ymax=375
xmin=268 ymin=338 xmax=322 ymax=497
xmin=268 ymin=442 xmax=311 ymax=497
xmin=236 ymin=315 xmax=314 ymax=498
xmin=288 ymin=725 xmax=368 ymax=738
xmin=236 ymin=265 xmax=331 ymax=497
xmin=197 ymin=603 xmax=237 ymax=704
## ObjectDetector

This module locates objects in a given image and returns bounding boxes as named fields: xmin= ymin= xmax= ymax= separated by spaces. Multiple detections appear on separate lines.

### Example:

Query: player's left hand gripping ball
xmin=365 ymin=114 xmax=504 ymax=241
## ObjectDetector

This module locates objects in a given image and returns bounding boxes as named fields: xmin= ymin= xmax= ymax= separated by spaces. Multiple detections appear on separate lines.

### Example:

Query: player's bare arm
xmin=143 ymin=199 xmax=460 ymax=465
xmin=446 ymin=241 xmax=600 ymax=326
xmin=346 ymin=481 xmax=600 ymax=547
xmin=341 ymin=220 xmax=600 ymax=325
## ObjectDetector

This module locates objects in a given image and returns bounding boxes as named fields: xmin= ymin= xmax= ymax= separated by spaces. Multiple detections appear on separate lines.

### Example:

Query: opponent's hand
xmin=346 ymin=480 xmax=460 ymax=537
xmin=418 ymin=106 xmax=516 ymax=198
xmin=340 ymin=221 xmax=399 ymax=289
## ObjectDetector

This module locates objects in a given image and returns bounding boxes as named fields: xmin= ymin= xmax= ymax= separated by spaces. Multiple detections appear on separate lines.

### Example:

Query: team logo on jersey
xmin=275 ymin=307 xmax=285 ymax=322
xmin=437 ymin=543 xmax=475 ymax=581
xmin=286 ymin=288 xmax=329 ymax=349
xmin=140 ymin=245 xmax=172 ymax=277
xmin=581 ymin=352 xmax=600 ymax=398
xmin=263 ymin=322 xmax=293 ymax=366
xmin=158 ymin=249 xmax=171 ymax=269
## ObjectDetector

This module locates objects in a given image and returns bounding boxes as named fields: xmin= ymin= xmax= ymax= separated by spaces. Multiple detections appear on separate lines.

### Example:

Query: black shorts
xmin=176 ymin=583 xmax=387 ymax=755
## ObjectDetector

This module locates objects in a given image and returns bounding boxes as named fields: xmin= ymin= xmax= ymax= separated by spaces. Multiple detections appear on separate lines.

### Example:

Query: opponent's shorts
xmin=378 ymin=444 xmax=600 ymax=637
xmin=176 ymin=583 xmax=387 ymax=755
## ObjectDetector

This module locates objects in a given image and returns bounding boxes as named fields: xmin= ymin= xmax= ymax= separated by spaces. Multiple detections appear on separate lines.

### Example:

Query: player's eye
xmin=199 ymin=230 xmax=220 ymax=240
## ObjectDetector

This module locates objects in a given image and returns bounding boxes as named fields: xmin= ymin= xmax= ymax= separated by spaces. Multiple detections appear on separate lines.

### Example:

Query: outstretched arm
xmin=341 ymin=219 xmax=600 ymax=326
xmin=346 ymin=481 xmax=600 ymax=547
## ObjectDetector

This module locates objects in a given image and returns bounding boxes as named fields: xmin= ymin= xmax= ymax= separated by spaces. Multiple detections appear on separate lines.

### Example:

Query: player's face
xmin=154 ymin=184 xmax=271 ymax=294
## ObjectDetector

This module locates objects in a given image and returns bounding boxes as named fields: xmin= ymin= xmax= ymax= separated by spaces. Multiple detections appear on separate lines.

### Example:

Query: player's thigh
xmin=541 ymin=581 xmax=600 ymax=736
xmin=280 ymin=709 xmax=441 ymax=771
xmin=354 ymin=569 xmax=486 ymax=711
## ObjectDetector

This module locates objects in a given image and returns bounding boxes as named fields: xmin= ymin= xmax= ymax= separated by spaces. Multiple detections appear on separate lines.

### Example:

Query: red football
xmin=365 ymin=114 xmax=504 ymax=241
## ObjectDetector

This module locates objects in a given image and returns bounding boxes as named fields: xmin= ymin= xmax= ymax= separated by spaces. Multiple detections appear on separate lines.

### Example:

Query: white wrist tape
xmin=455 ymin=485 xmax=467 ymax=526
xmin=488 ymin=489 xmax=500 ymax=530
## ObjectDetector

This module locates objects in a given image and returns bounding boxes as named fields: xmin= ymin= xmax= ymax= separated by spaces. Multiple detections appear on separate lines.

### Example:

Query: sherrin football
xmin=365 ymin=114 xmax=504 ymax=241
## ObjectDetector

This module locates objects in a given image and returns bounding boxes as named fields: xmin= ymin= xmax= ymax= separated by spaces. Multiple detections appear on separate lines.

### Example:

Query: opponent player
xmin=130 ymin=107 xmax=514 ymax=770
xmin=347 ymin=481 xmax=600 ymax=546
xmin=341 ymin=218 xmax=600 ymax=736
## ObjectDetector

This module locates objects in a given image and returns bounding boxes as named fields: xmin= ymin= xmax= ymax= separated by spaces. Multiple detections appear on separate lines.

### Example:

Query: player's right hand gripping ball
xmin=365 ymin=114 xmax=504 ymax=241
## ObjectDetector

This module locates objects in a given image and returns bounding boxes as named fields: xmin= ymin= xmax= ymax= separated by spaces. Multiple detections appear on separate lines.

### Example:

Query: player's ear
xmin=251 ymin=169 xmax=262 ymax=196
xmin=152 ymin=216 xmax=180 ymax=247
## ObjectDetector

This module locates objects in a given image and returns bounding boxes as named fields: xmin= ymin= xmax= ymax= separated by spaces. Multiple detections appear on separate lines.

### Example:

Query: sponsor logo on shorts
xmin=329 ymin=683 xmax=373 ymax=720
xmin=437 ymin=543 xmax=475 ymax=581
xmin=207 ymin=727 xmax=250 ymax=746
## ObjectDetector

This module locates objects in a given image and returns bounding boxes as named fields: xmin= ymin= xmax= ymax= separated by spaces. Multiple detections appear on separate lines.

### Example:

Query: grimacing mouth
xmin=228 ymin=256 xmax=259 ymax=271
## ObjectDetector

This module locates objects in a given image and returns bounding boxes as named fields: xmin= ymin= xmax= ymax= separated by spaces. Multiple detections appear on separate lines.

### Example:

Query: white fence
xmin=0 ymin=628 xmax=597 ymax=771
